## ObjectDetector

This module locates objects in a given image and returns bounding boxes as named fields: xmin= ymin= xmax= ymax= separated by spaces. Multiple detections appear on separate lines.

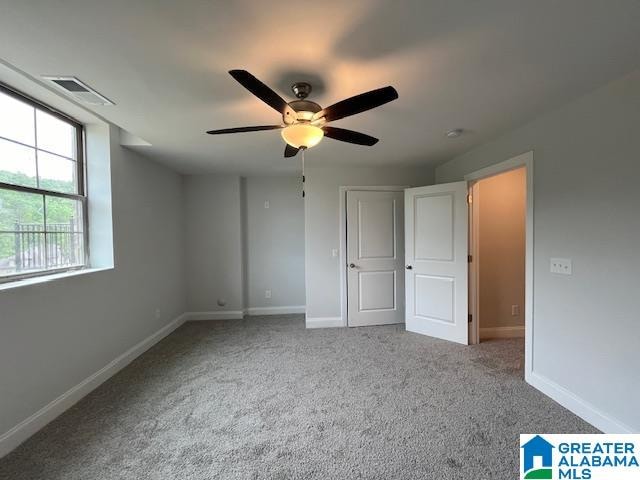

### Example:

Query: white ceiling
xmin=0 ymin=0 xmax=638 ymax=175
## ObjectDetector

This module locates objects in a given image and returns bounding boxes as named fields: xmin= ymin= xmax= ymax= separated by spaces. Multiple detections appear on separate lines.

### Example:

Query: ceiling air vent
xmin=42 ymin=76 xmax=114 ymax=106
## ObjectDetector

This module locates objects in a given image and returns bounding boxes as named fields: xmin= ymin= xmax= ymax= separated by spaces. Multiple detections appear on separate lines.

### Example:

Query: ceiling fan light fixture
xmin=207 ymin=70 xmax=399 ymax=157
xmin=281 ymin=124 xmax=324 ymax=149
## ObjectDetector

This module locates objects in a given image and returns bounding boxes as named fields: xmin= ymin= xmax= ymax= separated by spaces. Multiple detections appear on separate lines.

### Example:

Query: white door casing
xmin=404 ymin=182 xmax=468 ymax=344
xmin=347 ymin=190 xmax=405 ymax=326
xmin=468 ymin=181 xmax=480 ymax=345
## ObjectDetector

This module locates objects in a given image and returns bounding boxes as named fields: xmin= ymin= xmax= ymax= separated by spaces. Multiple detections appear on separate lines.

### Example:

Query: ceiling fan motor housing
xmin=287 ymin=99 xmax=322 ymax=123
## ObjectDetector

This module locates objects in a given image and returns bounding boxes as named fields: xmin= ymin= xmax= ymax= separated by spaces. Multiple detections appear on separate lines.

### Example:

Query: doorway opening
xmin=469 ymin=167 xmax=526 ymax=344
xmin=464 ymin=151 xmax=534 ymax=381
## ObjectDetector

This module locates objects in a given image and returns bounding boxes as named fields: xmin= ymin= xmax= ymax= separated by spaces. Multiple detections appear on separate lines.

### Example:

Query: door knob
xmin=349 ymin=263 xmax=356 ymax=268
xmin=405 ymin=265 xmax=413 ymax=270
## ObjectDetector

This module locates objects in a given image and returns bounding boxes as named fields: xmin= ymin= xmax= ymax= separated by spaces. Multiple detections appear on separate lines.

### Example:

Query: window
xmin=0 ymin=84 xmax=87 ymax=282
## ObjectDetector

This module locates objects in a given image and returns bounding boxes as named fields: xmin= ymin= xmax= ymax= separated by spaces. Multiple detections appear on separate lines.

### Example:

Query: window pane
xmin=0 ymin=89 xmax=85 ymax=280
xmin=37 ymin=151 xmax=77 ymax=194
xmin=0 ymin=138 xmax=37 ymax=188
xmin=0 ymin=232 xmax=17 ymax=276
xmin=36 ymin=110 xmax=76 ymax=158
xmin=0 ymin=189 xmax=44 ymax=231
xmin=45 ymin=196 xmax=83 ymax=232
xmin=0 ymin=91 xmax=35 ymax=146
xmin=0 ymin=232 xmax=45 ymax=277
xmin=46 ymin=233 xmax=83 ymax=269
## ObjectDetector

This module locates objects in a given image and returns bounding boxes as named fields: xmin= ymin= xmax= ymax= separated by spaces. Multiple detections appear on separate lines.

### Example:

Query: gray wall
xmin=304 ymin=164 xmax=434 ymax=320
xmin=477 ymin=168 xmax=526 ymax=329
xmin=436 ymin=70 xmax=640 ymax=431
xmin=183 ymin=175 xmax=305 ymax=313
xmin=184 ymin=175 xmax=244 ymax=313
xmin=245 ymin=176 xmax=305 ymax=310
xmin=0 ymin=131 xmax=186 ymax=436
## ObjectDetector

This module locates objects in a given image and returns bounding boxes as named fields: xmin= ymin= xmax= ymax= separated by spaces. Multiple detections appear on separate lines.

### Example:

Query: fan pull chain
xmin=301 ymin=147 xmax=306 ymax=198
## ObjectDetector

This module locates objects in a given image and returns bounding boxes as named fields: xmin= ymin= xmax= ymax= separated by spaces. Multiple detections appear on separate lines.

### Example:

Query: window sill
xmin=0 ymin=266 xmax=113 ymax=292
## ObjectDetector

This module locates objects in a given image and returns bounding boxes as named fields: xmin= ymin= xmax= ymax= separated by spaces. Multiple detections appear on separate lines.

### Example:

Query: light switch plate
xmin=550 ymin=257 xmax=572 ymax=275
xmin=264 ymin=201 xmax=270 ymax=209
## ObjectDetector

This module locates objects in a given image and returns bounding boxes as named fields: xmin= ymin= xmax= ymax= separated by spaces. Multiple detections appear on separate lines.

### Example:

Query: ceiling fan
xmin=206 ymin=70 xmax=399 ymax=157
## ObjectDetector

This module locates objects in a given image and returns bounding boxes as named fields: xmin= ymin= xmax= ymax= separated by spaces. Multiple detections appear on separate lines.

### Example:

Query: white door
xmin=404 ymin=182 xmax=468 ymax=344
xmin=347 ymin=190 xmax=405 ymax=326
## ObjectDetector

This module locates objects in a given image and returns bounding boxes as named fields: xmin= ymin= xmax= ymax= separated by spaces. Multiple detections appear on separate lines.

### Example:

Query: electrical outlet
xmin=265 ymin=289 xmax=272 ymax=299
xmin=264 ymin=200 xmax=270 ymax=209
xmin=550 ymin=258 xmax=572 ymax=275
xmin=511 ymin=305 xmax=520 ymax=316
xmin=155 ymin=308 xmax=161 ymax=320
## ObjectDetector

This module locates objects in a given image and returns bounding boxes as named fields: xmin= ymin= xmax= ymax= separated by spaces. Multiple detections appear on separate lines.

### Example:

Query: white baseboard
xmin=246 ymin=305 xmax=306 ymax=316
xmin=480 ymin=325 xmax=525 ymax=339
xmin=305 ymin=316 xmax=344 ymax=329
xmin=186 ymin=307 xmax=305 ymax=320
xmin=528 ymin=371 xmax=635 ymax=434
xmin=185 ymin=311 xmax=244 ymax=321
xmin=0 ymin=312 xmax=188 ymax=459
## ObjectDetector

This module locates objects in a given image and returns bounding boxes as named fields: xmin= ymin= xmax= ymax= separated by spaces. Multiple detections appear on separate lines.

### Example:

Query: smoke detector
xmin=42 ymin=76 xmax=114 ymax=106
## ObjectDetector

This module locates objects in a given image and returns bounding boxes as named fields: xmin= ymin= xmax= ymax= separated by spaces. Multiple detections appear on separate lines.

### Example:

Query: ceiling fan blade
xmin=323 ymin=126 xmax=379 ymax=146
xmin=206 ymin=125 xmax=282 ymax=135
xmin=313 ymin=86 xmax=398 ymax=122
xmin=229 ymin=70 xmax=293 ymax=116
xmin=284 ymin=144 xmax=300 ymax=157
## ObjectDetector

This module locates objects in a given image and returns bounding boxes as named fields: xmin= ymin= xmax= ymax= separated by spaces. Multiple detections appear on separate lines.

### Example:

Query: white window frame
xmin=0 ymin=82 xmax=88 ymax=283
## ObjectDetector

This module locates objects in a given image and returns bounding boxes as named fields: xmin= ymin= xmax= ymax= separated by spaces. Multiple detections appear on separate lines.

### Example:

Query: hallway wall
xmin=477 ymin=168 xmax=526 ymax=332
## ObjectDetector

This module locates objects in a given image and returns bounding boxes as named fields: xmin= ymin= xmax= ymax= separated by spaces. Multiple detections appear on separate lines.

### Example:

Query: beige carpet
xmin=0 ymin=315 xmax=596 ymax=479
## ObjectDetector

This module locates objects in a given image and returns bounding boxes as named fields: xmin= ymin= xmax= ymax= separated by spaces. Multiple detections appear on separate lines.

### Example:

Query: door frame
xmin=339 ymin=186 xmax=409 ymax=327
xmin=464 ymin=151 xmax=534 ymax=380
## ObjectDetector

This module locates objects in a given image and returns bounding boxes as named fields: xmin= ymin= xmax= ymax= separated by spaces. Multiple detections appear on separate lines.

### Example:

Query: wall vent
xmin=42 ymin=76 xmax=114 ymax=106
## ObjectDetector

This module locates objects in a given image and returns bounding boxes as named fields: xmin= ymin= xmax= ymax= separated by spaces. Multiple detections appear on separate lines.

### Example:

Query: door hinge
xmin=467 ymin=254 xmax=472 ymax=263
xmin=467 ymin=194 xmax=473 ymax=204
xmin=468 ymin=314 xmax=472 ymax=323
